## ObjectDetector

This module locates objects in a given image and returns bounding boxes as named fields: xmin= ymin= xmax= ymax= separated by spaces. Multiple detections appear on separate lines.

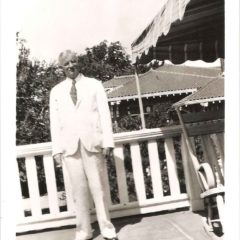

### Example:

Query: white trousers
xmin=63 ymin=142 xmax=116 ymax=240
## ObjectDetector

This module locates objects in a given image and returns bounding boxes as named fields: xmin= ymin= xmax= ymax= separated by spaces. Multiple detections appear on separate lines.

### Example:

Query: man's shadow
xmin=91 ymin=214 xmax=143 ymax=239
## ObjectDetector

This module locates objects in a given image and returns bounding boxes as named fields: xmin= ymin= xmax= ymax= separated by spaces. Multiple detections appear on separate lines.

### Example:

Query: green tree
xmin=78 ymin=41 xmax=134 ymax=81
xmin=16 ymin=33 xmax=64 ymax=145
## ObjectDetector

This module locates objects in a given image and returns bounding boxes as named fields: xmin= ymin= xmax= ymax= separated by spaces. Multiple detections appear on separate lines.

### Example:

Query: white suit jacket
xmin=50 ymin=74 xmax=114 ymax=156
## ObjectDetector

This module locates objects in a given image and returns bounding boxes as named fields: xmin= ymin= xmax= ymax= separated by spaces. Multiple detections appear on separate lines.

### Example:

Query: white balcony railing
xmin=16 ymin=121 xmax=224 ymax=233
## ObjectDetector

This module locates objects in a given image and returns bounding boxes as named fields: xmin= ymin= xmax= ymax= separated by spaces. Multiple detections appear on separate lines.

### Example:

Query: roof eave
xmin=173 ymin=96 xmax=225 ymax=108
xmin=108 ymin=88 xmax=197 ymax=102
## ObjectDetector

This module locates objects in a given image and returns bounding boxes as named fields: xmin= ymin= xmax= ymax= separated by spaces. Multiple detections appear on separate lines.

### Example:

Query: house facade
xmin=103 ymin=64 xmax=224 ymax=132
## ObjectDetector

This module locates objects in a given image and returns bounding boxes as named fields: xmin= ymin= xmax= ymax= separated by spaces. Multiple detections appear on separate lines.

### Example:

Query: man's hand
xmin=53 ymin=153 xmax=64 ymax=168
xmin=102 ymin=147 xmax=114 ymax=161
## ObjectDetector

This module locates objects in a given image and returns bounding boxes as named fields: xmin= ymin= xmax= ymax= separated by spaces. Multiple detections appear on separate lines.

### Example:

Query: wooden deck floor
xmin=17 ymin=210 xmax=223 ymax=240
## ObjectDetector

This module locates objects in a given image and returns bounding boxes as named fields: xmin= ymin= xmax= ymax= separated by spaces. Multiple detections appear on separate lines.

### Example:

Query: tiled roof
xmin=155 ymin=64 xmax=221 ymax=77
xmin=103 ymin=75 xmax=135 ymax=88
xmin=105 ymin=65 xmax=222 ymax=101
xmin=173 ymin=77 xmax=224 ymax=107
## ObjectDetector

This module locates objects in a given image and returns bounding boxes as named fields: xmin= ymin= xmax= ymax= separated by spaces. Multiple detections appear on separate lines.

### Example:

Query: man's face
xmin=62 ymin=58 xmax=79 ymax=80
xmin=59 ymin=50 xmax=80 ymax=80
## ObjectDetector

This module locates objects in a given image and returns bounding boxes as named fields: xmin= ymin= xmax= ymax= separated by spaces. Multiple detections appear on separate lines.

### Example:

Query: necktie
xmin=70 ymin=80 xmax=77 ymax=105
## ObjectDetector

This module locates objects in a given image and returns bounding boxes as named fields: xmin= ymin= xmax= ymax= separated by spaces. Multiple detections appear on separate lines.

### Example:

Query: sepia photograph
xmin=1 ymin=0 xmax=240 ymax=240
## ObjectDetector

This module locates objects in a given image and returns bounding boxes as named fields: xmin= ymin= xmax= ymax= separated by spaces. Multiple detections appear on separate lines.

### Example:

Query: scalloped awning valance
xmin=131 ymin=0 xmax=224 ymax=64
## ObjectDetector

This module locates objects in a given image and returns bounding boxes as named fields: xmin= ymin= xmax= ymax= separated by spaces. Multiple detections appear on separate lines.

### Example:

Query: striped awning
xmin=131 ymin=0 xmax=224 ymax=64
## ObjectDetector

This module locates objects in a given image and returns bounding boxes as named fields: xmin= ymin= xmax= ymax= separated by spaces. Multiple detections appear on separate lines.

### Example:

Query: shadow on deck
xmin=17 ymin=210 xmax=223 ymax=240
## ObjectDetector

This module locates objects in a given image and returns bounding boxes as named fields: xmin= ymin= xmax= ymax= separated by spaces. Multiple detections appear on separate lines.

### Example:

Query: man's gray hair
xmin=58 ymin=50 xmax=77 ymax=66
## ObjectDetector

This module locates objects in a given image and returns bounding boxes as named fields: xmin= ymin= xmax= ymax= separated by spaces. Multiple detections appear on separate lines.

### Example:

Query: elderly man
xmin=50 ymin=50 xmax=118 ymax=240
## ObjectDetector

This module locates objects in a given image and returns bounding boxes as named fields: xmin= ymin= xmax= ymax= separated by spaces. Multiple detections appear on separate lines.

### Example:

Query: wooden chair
xmin=176 ymin=109 xmax=225 ymax=233
xmin=198 ymin=162 xmax=224 ymax=232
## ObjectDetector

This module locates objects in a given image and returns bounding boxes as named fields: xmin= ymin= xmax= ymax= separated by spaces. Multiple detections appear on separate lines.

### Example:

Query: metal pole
xmin=134 ymin=69 xmax=146 ymax=129
xmin=220 ymin=58 xmax=224 ymax=75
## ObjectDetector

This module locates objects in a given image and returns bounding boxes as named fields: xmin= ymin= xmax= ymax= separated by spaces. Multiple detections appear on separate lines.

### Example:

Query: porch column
xmin=116 ymin=101 xmax=120 ymax=118
xmin=110 ymin=102 xmax=114 ymax=119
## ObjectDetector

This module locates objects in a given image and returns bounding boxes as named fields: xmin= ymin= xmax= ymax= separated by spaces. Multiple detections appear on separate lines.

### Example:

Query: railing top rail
xmin=16 ymin=120 xmax=224 ymax=158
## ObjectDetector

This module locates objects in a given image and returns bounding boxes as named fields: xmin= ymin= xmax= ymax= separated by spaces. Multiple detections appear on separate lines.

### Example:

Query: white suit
xmin=50 ymin=74 xmax=116 ymax=240
xmin=50 ymin=74 xmax=114 ymax=156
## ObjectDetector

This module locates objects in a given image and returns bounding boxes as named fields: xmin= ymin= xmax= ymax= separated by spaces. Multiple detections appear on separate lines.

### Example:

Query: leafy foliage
xmin=145 ymin=101 xmax=177 ymax=128
xmin=78 ymin=41 xmax=134 ymax=81
xmin=113 ymin=101 xmax=178 ymax=133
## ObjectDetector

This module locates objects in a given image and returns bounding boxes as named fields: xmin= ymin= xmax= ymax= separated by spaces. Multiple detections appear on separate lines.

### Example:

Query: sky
xmin=17 ymin=0 xmax=169 ymax=63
